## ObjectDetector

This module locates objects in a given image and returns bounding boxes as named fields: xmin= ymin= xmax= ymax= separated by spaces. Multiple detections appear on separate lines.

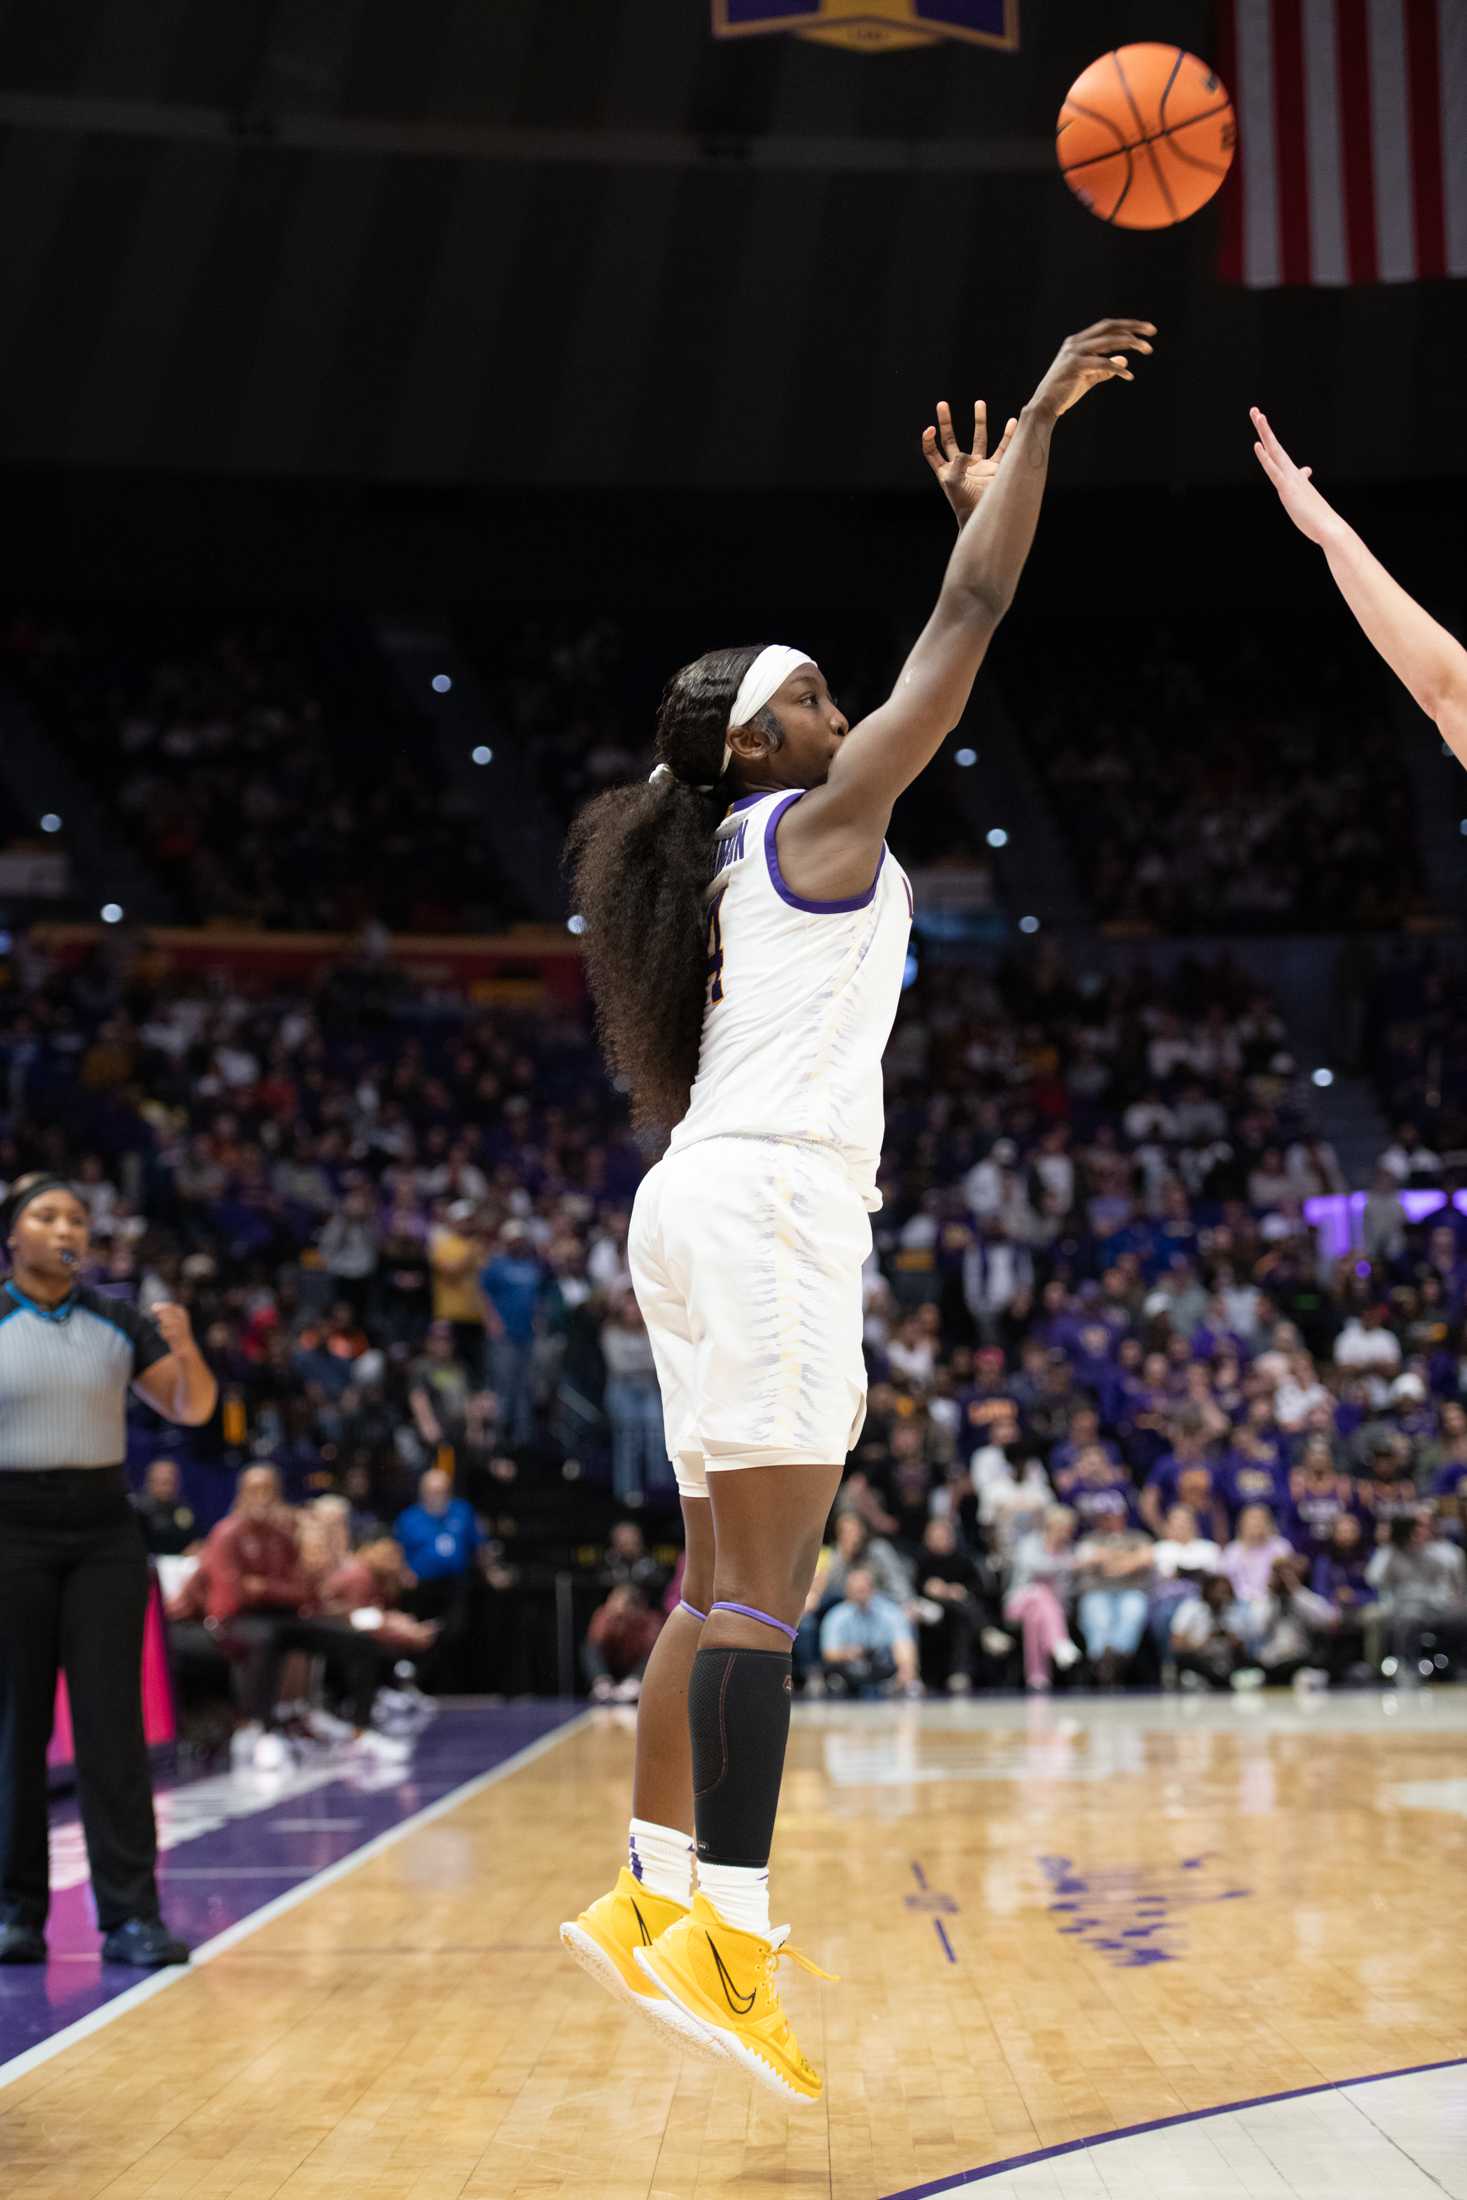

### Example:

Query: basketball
xmin=1058 ymin=43 xmax=1235 ymax=230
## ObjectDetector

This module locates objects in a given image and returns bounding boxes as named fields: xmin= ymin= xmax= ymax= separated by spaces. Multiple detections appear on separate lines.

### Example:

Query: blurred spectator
xmin=168 ymin=1465 xmax=394 ymax=1765
xmin=1378 ymin=1124 xmax=1442 ymax=1185
xmin=1170 ymin=1575 xmax=1250 ymax=1690
xmin=320 ymin=1539 xmax=439 ymax=1663
xmin=408 ymin=1321 xmax=474 ymax=1454
xmin=825 ymin=1508 xmax=913 ymax=1609
xmin=393 ymin=1466 xmax=481 ymax=1686
xmin=480 ymin=1221 xmax=557 ymax=1448
xmin=604 ymin=1520 xmax=665 ymax=1600
xmin=131 ymin=1456 xmax=197 ymax=1556
xmin=1253 ymin=1551 xmax=1335 ymax=1683
xmin=1221 ymin=1504 xmax=1296 ymax=1652
xmin=599 ymin=1291 xmax=670 ymax=1506
xmin=912 ymin=1516 xmax=1006 ymax=1693
xmin=1366 ymin=1515 xmax=1467 ymax=1667
xmin=819 ymin=1567 xmax=920 ymax=1698
xmin=1148 ymin=1501 xmax=1221 ymax=1654
xmin=394 ymin=1466 xmax=479 ymax=1585
xmin=1074 ymin=1506 xmax=1154 ymax=1685
xmin=429 ymin=1202 xmax=485 ymax=1366
xmin=971 ymin=1414 xmax=1052 ymax=1558
xmin=317 ymin=1185 xmax=380 ymax=1317
xmin=584 ymin=1583 xmax=661 ymax=1703
xmin=299 ymin=1493 xmax=352 ymax=1589
xmin=1288 ymin=1438 xmax=1358 ymax=1560
xmin=1334 ymin=1306 xmax=1403 ymax=1380
xmin=1004 ymin=1505 xmax=1082 ymax=1692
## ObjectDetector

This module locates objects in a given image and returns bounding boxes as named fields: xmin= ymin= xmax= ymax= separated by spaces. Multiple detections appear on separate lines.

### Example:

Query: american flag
xmin=1219 ymin=0 xmax=1467 ymax=285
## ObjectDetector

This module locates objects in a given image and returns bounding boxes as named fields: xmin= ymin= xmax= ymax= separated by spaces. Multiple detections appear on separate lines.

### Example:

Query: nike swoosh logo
xmin=707 ymin=1932 xmax=757 ymax=2015
xmin=630 ymin=1898 xmax=653 ymax=1947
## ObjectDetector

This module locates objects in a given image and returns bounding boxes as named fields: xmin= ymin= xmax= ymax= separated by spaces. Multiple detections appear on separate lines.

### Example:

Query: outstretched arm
xmin=1251 ymin=406 xmax=1467 ymax=765
xmin=786 ymin=321 xmax=1154 ymax=879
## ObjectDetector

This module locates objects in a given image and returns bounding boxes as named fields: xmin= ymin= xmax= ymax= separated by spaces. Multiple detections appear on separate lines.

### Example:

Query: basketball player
xmin=560 ymin=318 xmax=1155 ymax=2104
xmin=1251 ymin=407 xmax=1467 ymax=760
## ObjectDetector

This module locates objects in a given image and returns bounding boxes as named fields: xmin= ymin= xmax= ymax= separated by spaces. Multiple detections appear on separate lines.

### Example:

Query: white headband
xmin=647 ymin=643 xmax=816 ymax=790
xmin=729 ymin=644 xmax=817 ymax=734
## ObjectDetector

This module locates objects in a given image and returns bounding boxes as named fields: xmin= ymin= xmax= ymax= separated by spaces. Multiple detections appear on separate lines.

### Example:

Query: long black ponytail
xmin=565 ymin=643 xmax=769 ymax=1138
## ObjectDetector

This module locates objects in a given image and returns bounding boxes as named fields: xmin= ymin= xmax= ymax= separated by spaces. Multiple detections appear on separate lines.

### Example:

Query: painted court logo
xmin=1040 ymin=1853 xmax=1252 ymax=1968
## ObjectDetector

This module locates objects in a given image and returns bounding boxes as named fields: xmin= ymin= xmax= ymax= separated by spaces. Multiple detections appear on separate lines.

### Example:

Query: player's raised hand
xmin=1032 ymin=318 xmax=1155 ymax=419
xmin=1250 ymin=407 xmax=1340 ymax=544
xmin=921 ymin=398 xmax=1019 ymax=527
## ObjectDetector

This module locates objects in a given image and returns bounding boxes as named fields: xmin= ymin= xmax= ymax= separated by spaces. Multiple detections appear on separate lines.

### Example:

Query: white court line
xmin=0 ymin=1708 xmax=592 ymax=2095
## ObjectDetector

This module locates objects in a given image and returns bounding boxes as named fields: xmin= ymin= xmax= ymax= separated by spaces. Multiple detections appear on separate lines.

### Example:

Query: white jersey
xmin=666 ymin=789 xmax=913 ymax=1210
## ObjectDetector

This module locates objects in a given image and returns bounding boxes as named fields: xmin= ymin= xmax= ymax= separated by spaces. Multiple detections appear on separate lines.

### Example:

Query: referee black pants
xmin=0 ymin=1467 xmax=162 ymax=1932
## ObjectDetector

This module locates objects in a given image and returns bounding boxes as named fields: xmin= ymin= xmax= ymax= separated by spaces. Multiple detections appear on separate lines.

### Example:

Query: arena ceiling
xmin=0 ymin=0 xmax=1458 ymax=494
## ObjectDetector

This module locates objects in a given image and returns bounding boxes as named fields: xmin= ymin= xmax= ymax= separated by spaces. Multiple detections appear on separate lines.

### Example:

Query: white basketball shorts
xmin=628 ymin=1133 xmax=871 ymax=1497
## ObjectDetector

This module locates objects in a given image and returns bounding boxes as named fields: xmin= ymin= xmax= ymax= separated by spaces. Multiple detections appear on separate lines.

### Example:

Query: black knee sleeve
xmin=688 ymin=1645 xmax=792 ymax=1869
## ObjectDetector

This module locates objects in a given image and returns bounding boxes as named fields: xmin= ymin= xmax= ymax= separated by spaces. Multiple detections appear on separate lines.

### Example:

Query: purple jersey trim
xmin=709 ymin=1599 xmax=798 ymax=1644
xmin=728 ymin=793 xmax=769 ymax=814
xmin=764 ymin=790 xmax=885 ymax=914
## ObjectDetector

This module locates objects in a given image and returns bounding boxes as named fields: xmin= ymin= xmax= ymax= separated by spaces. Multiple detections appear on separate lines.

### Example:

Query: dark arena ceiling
xmin=0 ymin=0 xmax=1458 ymax=503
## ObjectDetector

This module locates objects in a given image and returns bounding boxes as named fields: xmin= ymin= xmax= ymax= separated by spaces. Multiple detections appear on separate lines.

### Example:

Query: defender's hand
xmin=1032 ymin=318 xmax=1155 ymax=420
xmin=922 ymin=398 xmax=1019 ymax=527
xmin=1250 ymin=407 xmax=1341 ymax=545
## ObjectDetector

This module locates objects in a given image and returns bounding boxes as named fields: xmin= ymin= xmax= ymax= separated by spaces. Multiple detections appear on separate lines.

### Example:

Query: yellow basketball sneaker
xmin=559 ymin=1868 xmax=725 ymax=2061
xmin=632 ymin=1892 xmax=836 ymax=2105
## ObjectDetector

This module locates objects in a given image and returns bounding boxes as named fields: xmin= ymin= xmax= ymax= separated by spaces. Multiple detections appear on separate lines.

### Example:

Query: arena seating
xmin=2 ymin=919 xmax=1461 ymax=1705
xmin=1002 ymin=610 xmax=1425 ymax=930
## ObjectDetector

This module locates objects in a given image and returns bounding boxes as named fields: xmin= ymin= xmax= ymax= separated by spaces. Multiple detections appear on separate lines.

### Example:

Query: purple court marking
xmin=933 ymin=1919 xmax=956 ymax=1964
xmin=876 ymin=2054 xmax=1467 ymax=2198
xmin=0 ymin=1702 xmax=581 ymax=2078
xmin=910 ymin=1860 xmax=928 ymax=1890
xmin=1038 ymin=1852 xmax=1249 ymax=1969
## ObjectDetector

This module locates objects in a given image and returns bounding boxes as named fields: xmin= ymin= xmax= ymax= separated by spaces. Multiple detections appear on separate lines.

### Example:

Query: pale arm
xmin=1251 ymin=407 xmax=1467 ymax=764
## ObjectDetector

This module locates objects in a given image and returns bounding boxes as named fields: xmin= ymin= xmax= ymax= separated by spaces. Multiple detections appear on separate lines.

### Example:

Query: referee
xmin=0 ymin=1173 xmax=217 ymax=1968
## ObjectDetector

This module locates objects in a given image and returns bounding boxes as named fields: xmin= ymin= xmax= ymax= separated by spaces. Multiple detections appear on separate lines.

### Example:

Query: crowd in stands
xmin=465 ymin=606 xmax=998 ymax=880
xmin=3 ymin=606 xmax=1448 ymax=955
xmin=1007 ymin=613 xmax=1425 ymax=930
xmin=0 ymin=614 xmax=513 ymax=932
xmin=145 ymin=1453 xmax=526 ymax=1766
xmin=3 ymin=915 xmax=1467 ymax=1708
xmin=1360 ymin=940 xmax=1467 ymax=1166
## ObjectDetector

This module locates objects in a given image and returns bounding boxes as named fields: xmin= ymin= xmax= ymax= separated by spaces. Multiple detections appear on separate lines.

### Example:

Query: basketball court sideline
xmin=2 ymin=1691 xmax=1463 ymax=2199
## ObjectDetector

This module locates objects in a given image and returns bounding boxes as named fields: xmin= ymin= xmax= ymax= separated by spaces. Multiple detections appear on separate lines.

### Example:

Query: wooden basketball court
xmin=2 ymin=1691 xmax=1464 ymax=2199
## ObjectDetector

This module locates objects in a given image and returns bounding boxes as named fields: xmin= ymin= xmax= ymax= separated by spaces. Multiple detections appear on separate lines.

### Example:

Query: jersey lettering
xmin=705 ymin=894 xmax=726 ymax=1006
xmin=711 ymin=818 xmax=747 ymax=878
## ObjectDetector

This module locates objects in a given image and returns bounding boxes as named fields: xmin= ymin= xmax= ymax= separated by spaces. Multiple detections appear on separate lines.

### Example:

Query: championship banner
xmin=712 ymin=0 xmax=1018 ymax=55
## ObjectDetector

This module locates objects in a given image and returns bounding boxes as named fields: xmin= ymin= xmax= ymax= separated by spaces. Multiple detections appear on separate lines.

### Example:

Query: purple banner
xmin=713 ymin=1 xmax=1018 ymax=49
xmin=914 ymin=0 xmax=1014 ymax=34
xmin=717 ymin=0 xmax=812 ymax=21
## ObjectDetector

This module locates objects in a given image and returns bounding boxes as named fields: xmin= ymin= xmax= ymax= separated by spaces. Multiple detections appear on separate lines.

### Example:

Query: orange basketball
xmin=1057 ymin=43 xmax=1235 ymax=230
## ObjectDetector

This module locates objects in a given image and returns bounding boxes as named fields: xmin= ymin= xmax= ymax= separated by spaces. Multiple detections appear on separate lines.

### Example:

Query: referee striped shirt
xmin=0 ymin=1282 xmax=169 ymax=1469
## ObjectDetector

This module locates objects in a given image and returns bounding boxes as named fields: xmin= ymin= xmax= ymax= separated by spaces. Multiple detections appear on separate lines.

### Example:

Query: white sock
xmin=697 ymin=1859 xmax=771 ymax=1939
xmin=627 ymin=1818 xmax=693 ymax=1906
